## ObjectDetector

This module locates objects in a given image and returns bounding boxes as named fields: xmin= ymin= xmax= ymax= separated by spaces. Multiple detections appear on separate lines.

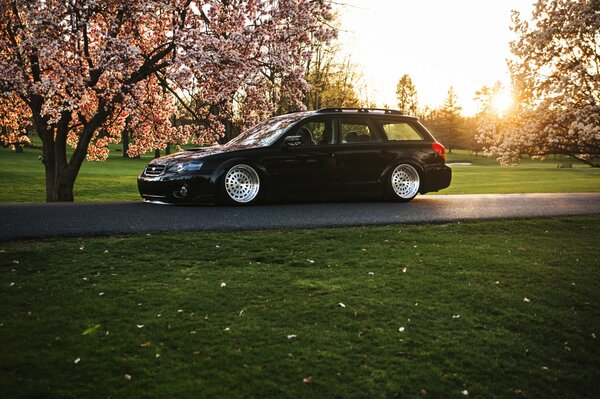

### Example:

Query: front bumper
xmin=137 ymin=173 xmax=216 ymax=204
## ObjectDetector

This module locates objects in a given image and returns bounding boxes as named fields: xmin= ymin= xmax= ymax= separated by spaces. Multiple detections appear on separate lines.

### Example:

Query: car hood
xmin=148 ymin=145 xmax=240 ymax=165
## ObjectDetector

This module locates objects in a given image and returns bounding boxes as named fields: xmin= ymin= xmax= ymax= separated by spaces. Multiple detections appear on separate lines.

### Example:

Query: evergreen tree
xmin=395 ymin=74 xmax=418 ymax=115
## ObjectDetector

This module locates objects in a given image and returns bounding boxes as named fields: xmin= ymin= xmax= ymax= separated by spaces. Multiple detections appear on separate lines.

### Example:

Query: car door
xmin=262 ymin=117 xmax=341 ymax=196
xmin=335 ymin=117 xmax=387 ymax=194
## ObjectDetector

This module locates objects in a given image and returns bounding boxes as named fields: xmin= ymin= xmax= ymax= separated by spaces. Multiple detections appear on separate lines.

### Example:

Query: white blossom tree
xmin=478 ymin=0 xmax=600 ymax=167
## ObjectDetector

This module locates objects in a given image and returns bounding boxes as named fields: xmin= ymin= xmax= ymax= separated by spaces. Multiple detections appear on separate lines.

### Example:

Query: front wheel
xmin=388 ymin=164 xmax=420 ymax=202
xmin=221 ymin=164 xmax=261 ymax=205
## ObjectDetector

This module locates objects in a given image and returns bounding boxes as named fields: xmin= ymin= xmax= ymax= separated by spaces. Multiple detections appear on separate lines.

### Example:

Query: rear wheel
xmin=389 ymin=164 xmax=420 ymax=202
xmin=222 ymin=164 xmax=261 ymax=205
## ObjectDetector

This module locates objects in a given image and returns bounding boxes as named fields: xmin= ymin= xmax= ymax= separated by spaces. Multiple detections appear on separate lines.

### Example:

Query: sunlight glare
xmin=492 ymin=90 xmax=513 ymax=115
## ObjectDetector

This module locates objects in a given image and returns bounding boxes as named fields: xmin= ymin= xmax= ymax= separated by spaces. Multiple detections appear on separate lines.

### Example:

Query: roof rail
xmin=316 ymin=108 xmax=406 ymax=115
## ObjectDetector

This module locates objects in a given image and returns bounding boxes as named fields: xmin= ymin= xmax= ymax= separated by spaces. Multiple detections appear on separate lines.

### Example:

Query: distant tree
xmin=395 ymin=74 xmax=418 ymax=115
xmin=462 ymin=117 xmax=484 ymax=156
xmin=478 ymin=0 xmax=599 ymax=167
xmin=428 ymin=87 xmax=464 ymax=152
xmin=303 ymin=43 xmax=362 ymax=110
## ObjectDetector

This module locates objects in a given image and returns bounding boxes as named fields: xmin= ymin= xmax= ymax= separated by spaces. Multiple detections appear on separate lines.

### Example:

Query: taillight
xmin=432 ymin=142 xmax=446 ymax=160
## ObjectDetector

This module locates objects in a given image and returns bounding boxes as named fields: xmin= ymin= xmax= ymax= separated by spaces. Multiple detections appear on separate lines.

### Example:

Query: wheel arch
xmin=381 ymin=159 xmax=425 ymax=185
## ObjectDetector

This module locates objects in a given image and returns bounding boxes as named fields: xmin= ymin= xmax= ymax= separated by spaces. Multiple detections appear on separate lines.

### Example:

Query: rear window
xmin=380 ymin=122 xmax=424 ymax=141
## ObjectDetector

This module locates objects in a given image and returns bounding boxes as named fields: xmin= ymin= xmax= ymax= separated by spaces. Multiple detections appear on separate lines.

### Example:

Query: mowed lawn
xmin=1 ymin=216 xmax=599 ymax=398
xmin=1 ymin=146 xmax=599 ymax=203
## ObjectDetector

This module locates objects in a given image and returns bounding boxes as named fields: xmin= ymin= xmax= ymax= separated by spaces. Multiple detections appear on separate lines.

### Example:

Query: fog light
xmin=179 ymin=186 xmax=188 ymax=196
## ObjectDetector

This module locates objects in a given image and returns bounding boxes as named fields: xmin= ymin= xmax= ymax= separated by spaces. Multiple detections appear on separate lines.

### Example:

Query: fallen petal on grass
xmin=338 ymin=303 xmax=346 ymax=308
xmin=523 ymin=298 xmax=530 ymax=303
xmin=73 ymin=358 xmax=80 ymax=364
xmin=303 ymin=376 xmax=312 ymax=383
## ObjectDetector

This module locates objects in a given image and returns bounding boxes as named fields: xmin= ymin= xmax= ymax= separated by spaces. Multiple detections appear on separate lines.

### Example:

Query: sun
xmin=492 ymin=90 xmax=513 ymax=115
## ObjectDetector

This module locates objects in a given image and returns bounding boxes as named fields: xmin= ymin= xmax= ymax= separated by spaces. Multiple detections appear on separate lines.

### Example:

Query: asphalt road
xmin=1 ymin=193 xmax=599 ymax=241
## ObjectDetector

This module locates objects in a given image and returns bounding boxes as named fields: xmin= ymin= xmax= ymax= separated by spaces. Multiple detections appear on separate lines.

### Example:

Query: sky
xmin=336 ymin=0 xmax=535 ymax=115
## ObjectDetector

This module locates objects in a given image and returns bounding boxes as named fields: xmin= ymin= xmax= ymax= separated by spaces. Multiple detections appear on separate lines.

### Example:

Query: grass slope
xmin=1 ymin=216 xmax=599 ymax=398
xmin=1 ymin=147 xmax=599 ymax=202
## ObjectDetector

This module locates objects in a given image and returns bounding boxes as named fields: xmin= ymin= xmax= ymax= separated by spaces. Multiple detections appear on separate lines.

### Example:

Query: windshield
xmin=224 ymin=112 xmax=311 ymax=148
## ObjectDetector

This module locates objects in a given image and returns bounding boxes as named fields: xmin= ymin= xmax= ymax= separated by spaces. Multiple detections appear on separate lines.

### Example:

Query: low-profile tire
xmin=221 ymin=164 xmax=261 ymax=205
xmin=388 ymin=163 xmax=420 ymax=202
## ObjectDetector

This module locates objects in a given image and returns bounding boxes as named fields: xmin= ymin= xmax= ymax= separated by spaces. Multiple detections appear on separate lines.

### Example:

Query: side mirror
xmin=284 ymin=135 xmax=303 ymax=148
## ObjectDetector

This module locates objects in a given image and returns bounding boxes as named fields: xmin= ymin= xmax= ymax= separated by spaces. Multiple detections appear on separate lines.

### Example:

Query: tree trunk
xmin=34 ymin=104 xmax=109 ymax=202
xmin=154 ymin=149 xmax=161 ymax=158
xmin=122 ymin=129 xmax=130 ymax=157
xmin=165 ymin=143 xmax=171 ymax=155
xmin=122 ymin=116 xmax=131 ymax=157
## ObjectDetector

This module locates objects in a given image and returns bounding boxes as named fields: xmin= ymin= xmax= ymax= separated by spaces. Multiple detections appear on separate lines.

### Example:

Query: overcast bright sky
xmin=336 ymin=0 xmax=535 ymax=115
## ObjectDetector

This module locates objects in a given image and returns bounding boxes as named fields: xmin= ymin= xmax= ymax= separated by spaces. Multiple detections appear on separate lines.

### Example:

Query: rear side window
xmin=380 ymin=122 xmax=424 ymax=141
xmin=340 ymin=120 xmax=379 ymax=143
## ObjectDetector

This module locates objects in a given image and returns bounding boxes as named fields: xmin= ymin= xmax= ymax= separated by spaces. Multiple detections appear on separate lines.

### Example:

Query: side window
xmin=340 ymin=120 xmax=379 ymax=143
xmin=381 ymin=122 xmax=424 ymax=141
xmin=294 ymin=119 xmax=335 ymax=146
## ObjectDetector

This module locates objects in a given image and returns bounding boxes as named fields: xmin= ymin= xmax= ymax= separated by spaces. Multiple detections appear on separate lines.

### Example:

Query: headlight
xmin=171 ymin=162 xmax=204 ymax=174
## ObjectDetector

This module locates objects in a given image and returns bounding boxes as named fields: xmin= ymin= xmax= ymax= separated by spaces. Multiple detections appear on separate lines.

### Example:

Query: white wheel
xmin=223 ymin=164 xmax=260 ymax=204
xmin=390 ymin=164 xmax=420 ymax=201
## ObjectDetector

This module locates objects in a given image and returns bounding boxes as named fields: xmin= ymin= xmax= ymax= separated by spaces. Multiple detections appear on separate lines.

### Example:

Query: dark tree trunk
xmin=165 ymin=143 xmax=171 ymax=155
xmin=122 ymin=116 xmax=132 ymax=157
xmin=154 ymin=149 xmax=161 ymax=158
xmin=33 ymin=102 xmax=110 ymax=202
xmin=122 ymin=129 xmax=130 ymax=157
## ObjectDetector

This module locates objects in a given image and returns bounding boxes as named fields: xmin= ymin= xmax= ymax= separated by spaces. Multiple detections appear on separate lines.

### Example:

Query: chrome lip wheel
xmin=391 ymin=164 xmax=420 ymax=199
xmin=224 ymin=164 xmax=260 ymax=203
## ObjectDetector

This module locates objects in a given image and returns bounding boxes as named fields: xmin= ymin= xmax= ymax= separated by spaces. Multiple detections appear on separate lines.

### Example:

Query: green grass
xmin=442 ymin=151 xmax=600 ymax=195
xmin=0 ymin=145 xmax=152 ymax=202
xmin=1 ymin=147 xmax=599 ymax=202
xmin=1 ymin=216 xmax=599 ymax=398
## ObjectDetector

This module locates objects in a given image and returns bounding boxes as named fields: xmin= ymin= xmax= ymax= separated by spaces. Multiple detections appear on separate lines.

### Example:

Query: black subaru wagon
xmin=138 ymin=108 xmax=451 ymax=205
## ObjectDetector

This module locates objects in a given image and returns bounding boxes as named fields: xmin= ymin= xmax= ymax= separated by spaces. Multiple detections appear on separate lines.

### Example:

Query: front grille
xmin=145 ymin=164 xmax=166 ymax=175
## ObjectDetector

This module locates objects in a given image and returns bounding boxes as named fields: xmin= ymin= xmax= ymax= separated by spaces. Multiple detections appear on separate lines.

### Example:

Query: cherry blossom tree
xmin=0 ymin=0 xmax=335 ymax=201
xmin=478 ymin=0 xmax=599 ymax=167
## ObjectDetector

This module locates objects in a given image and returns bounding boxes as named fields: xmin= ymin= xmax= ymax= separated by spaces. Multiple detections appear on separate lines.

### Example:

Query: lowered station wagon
xmin=138 ymin=108 xmax=451 ymax=205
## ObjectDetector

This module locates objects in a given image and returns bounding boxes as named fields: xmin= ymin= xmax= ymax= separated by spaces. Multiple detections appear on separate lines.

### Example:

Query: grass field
xmin=1 ymin=216 xmax=599 ymax=398
xmin=1 ymin=146 xmax=599 ymax=203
